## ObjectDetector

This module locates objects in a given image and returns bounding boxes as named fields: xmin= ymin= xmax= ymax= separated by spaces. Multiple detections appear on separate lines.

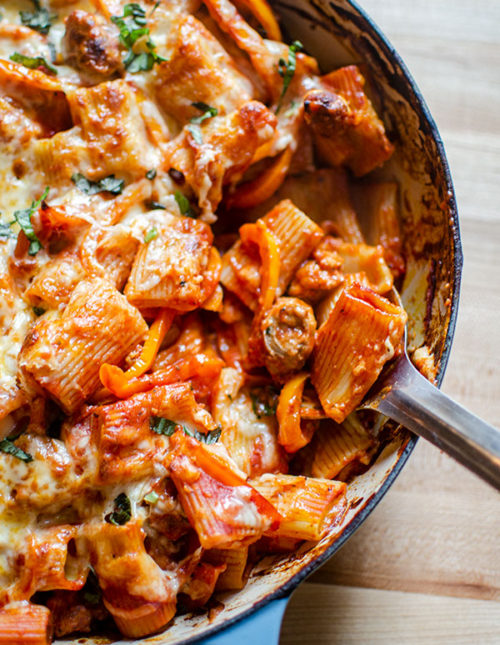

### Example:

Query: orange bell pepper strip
xmin=100 ymin=351 xmax=224 ymax=400
xmin=240 ymin=220 xmax=280 ymax=311
xmin=226 ymin=147 xmax=293 ymax=210
xmin=100 ymin=308 xmax=175 ymax=398
xmin=277 ymin=372 xmax=311 ymax=453
xmin=233 ymin=0 xmax=282 ymax=41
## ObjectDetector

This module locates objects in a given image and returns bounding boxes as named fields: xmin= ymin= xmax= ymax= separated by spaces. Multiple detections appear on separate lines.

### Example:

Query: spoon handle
xmin=375 ymin=357 xmax=500 ymax=490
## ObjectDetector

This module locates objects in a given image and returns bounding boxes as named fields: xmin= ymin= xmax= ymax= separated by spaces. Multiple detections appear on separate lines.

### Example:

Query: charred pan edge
xmin=176 ymin=1 xmax=462 ymax=642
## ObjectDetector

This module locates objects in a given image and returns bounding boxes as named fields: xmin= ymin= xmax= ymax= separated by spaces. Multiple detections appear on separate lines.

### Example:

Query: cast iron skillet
xmin=64 ymin=1 xmax=461 ymax=643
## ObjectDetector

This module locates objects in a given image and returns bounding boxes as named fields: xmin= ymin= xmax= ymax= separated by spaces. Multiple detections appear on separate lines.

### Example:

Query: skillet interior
xmin=59 ymin=1 xmax=461 ymax=642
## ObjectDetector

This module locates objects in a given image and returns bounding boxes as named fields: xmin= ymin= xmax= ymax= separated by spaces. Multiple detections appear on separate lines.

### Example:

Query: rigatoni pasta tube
xmin=310 ymin=413 xmax=374 ymax=480
xmin=19 ymin=278 xmax=148 ymax=414
xmin=355 ymin=181 xmax=405 ymax=277
xmin=169 ymin=431 xmax=281 ymax=549
xmin=251 ymin=473 xmax=346 ymax=541
xmin=0 ymin=602 xmax=52 ymax=645
xmin=85 ymin=522 xmax=176 ymax=638
xmin=221 ymin=200 xmax=323 ymax=310
xmin=206 ymin=547 xmax=249 ymax=591
xmin=312 ymin=282 xmax=407 ymax=423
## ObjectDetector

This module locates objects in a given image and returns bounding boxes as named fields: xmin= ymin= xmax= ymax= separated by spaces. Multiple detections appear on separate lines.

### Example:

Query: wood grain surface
xmin=280 ymin=0 xmax=500 ymax=642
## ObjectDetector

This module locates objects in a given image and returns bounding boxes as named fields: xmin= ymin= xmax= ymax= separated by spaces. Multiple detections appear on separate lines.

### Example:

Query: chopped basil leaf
xmin=122 ymin=3 xmax=148 ymax=24
xmin=275 ymin=40 xmax=303 ymax=114
xmin=13 ymin=186 xmax=49 ymax=256
xmin=71 ymin=173 xmax=124 ymax=196
xmin=10 ymin=52 xmax=57 ymax=75
xmin=250 ymin=386 xmax=279 ymax=418
xmin=0 ymin=438 xmax=33 ymax=463
xmin=186 ymin=124 xmax=203 ymax=145
xmin=105 ymin=492 xmax=131 ymax=526
xmin=82 ymin=569 xmax=102 ymax=606
xmin=182 ymin=426 xmax=221 ymax=444
xmin=144 ymin=227 xmax=158 ymax=243
xmin=150 ymin=416 xmax=221 ymax=444
xmin=99 ymin=175 xmax=125 ymax=194
xmin=150 ymin=416 xmax=178 ymax=436
xmin=0 ymin=222 xmax=14 ymax=240
xmin=83 ymin=588 xmax=101 ymax=606
xmin=33 ymin=306 xmax=45 ymax=316
xmin=20 ymin=1 xmax=55 ymax=35
xmin=145 ymin=168 xmax=157 ymax=180
xmin=146 ymin=200 xmax=166 ymax=210
xmin=144 ymin=491 xmax=159 ymax=504
xmin=190 ymin=102 xmax=218 ymax=125
xmin=149 ymin=1 xmax=160 ymax=17
xmin=174 ymin=190 xmax=196 ymax=218
xmin=111 ymin=3 xmax=166 ymax=74
xmin=125 ymin=51 xmax=160 ymax=73
xmin=192 ymin=427 xmax=221 ymax=445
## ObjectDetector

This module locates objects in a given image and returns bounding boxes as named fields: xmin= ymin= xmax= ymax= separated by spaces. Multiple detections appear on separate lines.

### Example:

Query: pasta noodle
xmin=0 ymin=0 xmax=407 ymax=640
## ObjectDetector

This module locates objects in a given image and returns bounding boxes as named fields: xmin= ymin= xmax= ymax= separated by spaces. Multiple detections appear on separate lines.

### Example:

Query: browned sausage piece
xmin=62 ymin=10 xmax=122 ymax=79
xmin=304 ymin=89 xmax=355 ymax=137
xmin=260 ymin=297 xmax=317 ymax=377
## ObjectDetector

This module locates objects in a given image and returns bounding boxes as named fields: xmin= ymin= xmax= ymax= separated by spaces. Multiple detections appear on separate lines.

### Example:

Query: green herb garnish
xmin=105 ymin=492 xmax=131 ymax=526
xmin=0 ymin=222 xmax=14 ymax=240
xmin=144 ymin=227 xmax=158 ymax=243
xmin=188 ymin=427 xmax=221 ymax=445
xmin=250 ymin=386 xmax=279 ymax=418
xmin=82 ymin=569 xmax=102 ymax=606
xmin=20 ymin=1 xmax=55 ymax=35
xmin=174 ymin=190 xmax=196 ymax=218
xmin=275 ymin=40 xmax=303 ymax=114
xmin=150 ymin=416 xmax=221 ymax=444
xmin=10 ymin=52 xmax=57 ymax=75
xmin=0 ymin=438 xmax=33 ymax=463
xmin=150 ymin=416 xmax=178 ymax=436
xmin=149 ymin=1 xmax=160 ymax=17
xmin=111 ymin=3 xmax=166 ymax=74
xmin=145 ymin=168 xmax=157 ymax=180
xmin=13 ymin=186 xmax=49 ymax=256
xmin=71 ymin=173 xmax=124 ymax=196
xmin=190 ymin=102 xmax=218 ymax=125
xmin=144 ymin=491 xmax=159 ymax=504
xmin=146 ymin=200 xmax=166 ymax=210
xmin=186 ymin=124 xmax=203 ymax=145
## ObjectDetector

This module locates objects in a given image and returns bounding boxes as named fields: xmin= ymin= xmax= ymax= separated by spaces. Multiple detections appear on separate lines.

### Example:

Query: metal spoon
xmin=359 ymin=289 xmax=500 ymax=490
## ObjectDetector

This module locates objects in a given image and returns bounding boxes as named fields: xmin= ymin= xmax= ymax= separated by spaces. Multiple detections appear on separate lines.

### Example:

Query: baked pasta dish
xmin=0 ymin=0 xmax=408 ymax=642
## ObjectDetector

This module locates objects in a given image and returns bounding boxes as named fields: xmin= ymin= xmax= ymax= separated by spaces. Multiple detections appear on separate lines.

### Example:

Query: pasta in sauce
xmin=0 ymin=0 xmax=407 ymax=641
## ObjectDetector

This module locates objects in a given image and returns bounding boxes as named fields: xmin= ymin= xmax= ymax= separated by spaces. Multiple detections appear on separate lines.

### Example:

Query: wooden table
xmin=280 ymin=1 xmax=500 ymax=642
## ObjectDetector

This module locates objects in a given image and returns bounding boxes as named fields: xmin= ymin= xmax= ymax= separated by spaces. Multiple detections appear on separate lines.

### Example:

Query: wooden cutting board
xmin=280 ymin=0 xmax=500 ymax=642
